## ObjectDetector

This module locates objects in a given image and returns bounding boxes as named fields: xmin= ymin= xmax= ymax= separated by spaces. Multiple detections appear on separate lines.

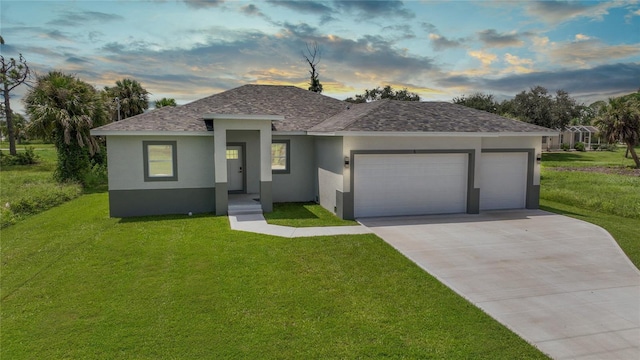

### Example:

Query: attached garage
xmin=480 ymin=152 xmax=529 ymax=210
xmin=353 ymin=153 xmax=468 ymax=218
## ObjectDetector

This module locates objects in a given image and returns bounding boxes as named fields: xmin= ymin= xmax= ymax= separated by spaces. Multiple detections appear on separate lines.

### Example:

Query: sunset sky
xmin=2 ymin=0 xmax=639 ymax=113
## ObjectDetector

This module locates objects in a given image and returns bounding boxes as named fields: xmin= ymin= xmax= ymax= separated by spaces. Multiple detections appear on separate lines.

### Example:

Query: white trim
xmin=90 ymin=130 xmax=214 ymax=136
xmin=204 ymin=113 xmax=284 ymax=121
xmin=308 ymin=131 xmax=557 ymax=137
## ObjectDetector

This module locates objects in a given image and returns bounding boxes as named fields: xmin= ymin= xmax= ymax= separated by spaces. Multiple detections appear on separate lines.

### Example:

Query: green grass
xmin=1 ymin=193 xmax=547 ymax=359
xmin=542 ymin=146 xmax=638 ymax=168
xmin=540 ymin=169 xmax=639 ymax=219
xmin=0 ymin=146 xmax=83 ymax=228
xmin=540 ymin=149 xmax=640 ymax=268
xmin=264 ymin=202 xmax=358 ymax=227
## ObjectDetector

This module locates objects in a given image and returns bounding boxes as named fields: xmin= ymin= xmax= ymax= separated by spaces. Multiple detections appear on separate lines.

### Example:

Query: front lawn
xmin=1 ymin=193 xmax=547 ymax=359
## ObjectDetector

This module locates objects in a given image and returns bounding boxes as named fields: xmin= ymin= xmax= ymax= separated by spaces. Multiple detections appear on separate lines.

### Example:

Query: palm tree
xmin=154 ymin=97 xmax=177 ymax=108
xmin=594 ymin=97 xmax=640 ymax=168
xmin=24 ymin=71 xmax=108 ymax=182
xmin=106 ymin=78 xmax=149 ymax=120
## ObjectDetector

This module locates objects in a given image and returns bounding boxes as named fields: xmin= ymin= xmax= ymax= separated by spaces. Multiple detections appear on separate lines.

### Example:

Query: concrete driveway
xmin=359 ymin=210 xmax=640 ymax=360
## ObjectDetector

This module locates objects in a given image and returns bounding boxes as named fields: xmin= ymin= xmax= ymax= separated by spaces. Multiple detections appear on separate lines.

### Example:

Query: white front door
xmin=226 ymin=145 xmax=244 ymax=192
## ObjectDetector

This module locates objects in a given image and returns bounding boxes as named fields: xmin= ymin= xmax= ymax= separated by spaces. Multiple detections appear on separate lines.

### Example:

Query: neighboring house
xmin=90 ymin=84 xmax=557 ymax=219
xmin=545 ymin=125 xmax=601 ymax=151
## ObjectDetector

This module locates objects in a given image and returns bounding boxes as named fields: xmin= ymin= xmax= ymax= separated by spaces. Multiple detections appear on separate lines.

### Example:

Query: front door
xmin=226 ymin=145 xmax=244 ymax=192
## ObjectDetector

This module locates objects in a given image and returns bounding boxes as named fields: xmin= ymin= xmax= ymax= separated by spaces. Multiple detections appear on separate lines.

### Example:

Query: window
xmin=226 ymin=149 xmax=239 ymax=159
xmin=143 ymin=141 xmax=178 ymax=181
xmin=271 ymin=140 xmax=290 ymax=174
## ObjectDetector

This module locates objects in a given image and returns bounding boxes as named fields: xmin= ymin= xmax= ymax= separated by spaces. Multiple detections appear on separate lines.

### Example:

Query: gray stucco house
xmin=90 ymin=84 xmax=556 ymax=219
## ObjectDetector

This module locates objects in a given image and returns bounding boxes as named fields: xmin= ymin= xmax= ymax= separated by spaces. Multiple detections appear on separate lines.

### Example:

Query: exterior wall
xmin=314 ymin=136 xmax=344 ymax=214
xmin=106 ymin=135 xmax=215 ymax=217
xmin=272 ymin=135 xmax=316 ymax=202
xmin=107 ymin=135 xmax=215 ymax=190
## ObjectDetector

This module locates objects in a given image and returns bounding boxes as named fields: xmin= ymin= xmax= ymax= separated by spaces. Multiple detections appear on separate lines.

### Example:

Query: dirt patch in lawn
xmin=550 ymin=166 xmax=640 ymax=176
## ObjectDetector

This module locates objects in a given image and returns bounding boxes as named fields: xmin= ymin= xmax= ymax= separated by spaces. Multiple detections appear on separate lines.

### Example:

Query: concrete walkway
xmin=360 ymin=210 xmax=640 ymax=360
xmin=228 ymin=213 xmax=372 ymax=238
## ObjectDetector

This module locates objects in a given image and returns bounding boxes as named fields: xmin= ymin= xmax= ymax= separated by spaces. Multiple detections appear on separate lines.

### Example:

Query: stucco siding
xmin=272 ymin=135 xmax=315 ymax=202
xmin=107 ymin=135 xmax=215 ymax=191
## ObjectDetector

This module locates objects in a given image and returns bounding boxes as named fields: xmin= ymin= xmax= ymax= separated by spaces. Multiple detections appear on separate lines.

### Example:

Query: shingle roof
xmin=93 ymin=85 xmax=347 ymax=132
xmin=93 ymin=84 xmax=556 ymax=134
xmin=310 ymin=100 xmax=556 ymax=133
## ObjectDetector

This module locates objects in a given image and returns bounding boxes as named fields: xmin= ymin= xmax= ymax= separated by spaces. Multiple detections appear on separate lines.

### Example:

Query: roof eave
xmin=90 ymin=130 xmax=213 ymax=136
xmin=308 ymin=131 xmax=558 ymax=137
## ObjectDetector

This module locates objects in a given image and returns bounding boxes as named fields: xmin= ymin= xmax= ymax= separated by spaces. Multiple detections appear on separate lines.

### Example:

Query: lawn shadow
xmin=542 ymin=152 xmax=591 ymax=163
xmin=267 ymin=202 xmax=319 ymax=220
xmin=117 ymin=212 xmax=216 ymax=223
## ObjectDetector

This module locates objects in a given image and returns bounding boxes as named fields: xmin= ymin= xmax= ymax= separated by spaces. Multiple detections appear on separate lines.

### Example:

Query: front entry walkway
xmin=359 ymin=210 xmax=640 ymax=360
xmin=229 ymin=213 xmax=372 ymax=238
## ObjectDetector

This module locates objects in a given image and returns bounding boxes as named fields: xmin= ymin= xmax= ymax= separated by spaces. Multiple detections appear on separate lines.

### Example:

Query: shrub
xmin=599 ymin=143 xmax=618 ymax=151
xmin=0 ymin=147 xmax=39 ymax=166
xmin=574 ymin=142 xmax=586 ymax=152
xmin=591 ymin=144 xmax=600 ymax=151
xmin=561 ymin=143 xmax=571 ymax=151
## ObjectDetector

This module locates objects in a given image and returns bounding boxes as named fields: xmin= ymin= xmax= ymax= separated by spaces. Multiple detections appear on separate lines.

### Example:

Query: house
xmin=545 ymin=125 xmax=601 ymax=151
xmin=90 ymin=84 xmax=557 ymax=219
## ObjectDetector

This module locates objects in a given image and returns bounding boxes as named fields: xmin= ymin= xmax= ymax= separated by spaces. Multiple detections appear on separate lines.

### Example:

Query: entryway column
xmin=214 ymin=126 xmax=228 ymax=215
xmin=259 ymin=125 xmax=273 ymax=212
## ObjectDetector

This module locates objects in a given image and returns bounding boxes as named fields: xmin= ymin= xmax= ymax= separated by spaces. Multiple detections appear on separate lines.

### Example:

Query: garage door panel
xmin=480 ymin=152 xmax=528 ymax=210
xmin=354 ymin=153 xmax=467 ymax=218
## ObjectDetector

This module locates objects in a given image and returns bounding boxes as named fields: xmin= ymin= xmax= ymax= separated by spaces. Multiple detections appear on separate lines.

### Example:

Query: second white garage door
xmin=480 ymin=152 xmax=528 ymax=210
xmin=354 ymin=153 xmax=468 ymax=218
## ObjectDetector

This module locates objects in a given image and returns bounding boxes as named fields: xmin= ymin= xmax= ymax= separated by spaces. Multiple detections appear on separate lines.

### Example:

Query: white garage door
xmin=354 ymin=153 xmax=468 ymax=218
xmin=480 ymin=152 xmax=528 ymax=210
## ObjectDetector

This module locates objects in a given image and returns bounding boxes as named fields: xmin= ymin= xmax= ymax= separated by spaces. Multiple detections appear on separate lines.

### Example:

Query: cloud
xmin=526 ymin=0 xmax=618 ymax=24
xmin=182 ymin=0 xmax=225 ymax=9
xmin=535 ymin=37 xmax=640 ymax=67
xmin=481 ymin=63 xmax=640 ymax=98
xmin=42 ymin=30 xmax=72 ymax=42
xmin=240 ymin=4 xmax=270 ymax=20
xmin=503 ymin=53 xmax=534 ymax=73
xmin=575 ymin=33 xmax=591 ymax=41
xmin=477 ymin=29 xmax=526 ymax=48
xmin=333 ymin=0 xmax=414 ymax=19
xmin=429 ymin=34 xmax=464 ymax=51
xmin=381 ymin=24 xmax=415 ymax=40
xmin=267 ymin=1 xmax=334 ymax=16
xmin=468 ymin=50 xmax=497 ymax=67
xmin=47 ymin=10 xmax=124 ymax=26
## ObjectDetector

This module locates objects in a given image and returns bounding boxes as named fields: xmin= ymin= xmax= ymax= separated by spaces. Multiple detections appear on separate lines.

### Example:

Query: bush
xmin=599 ymin=143 xmax=618 ymax=151
xmin=561 ymin=143 xmax=571 ymax=151
xmin=591 ymin=144 xmax=600 ymax=151
xmin=574 ymin=142 xmax=586 ymax=152
xmin=0 ymin=147 xmax=39 ymax=166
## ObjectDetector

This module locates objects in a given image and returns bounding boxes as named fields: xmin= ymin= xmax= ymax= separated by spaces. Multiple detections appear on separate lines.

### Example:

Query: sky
xmin=1 ymin=0 xmax=639 ymax=113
